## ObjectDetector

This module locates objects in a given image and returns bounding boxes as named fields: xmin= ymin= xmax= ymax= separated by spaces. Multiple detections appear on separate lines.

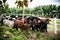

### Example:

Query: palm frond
xmin=24 ymin=0 xmax=28 ymax=7
xmin=15 ymin=1 xmax=18 ymax=4
xmin=30 ymin=0 xmax=33 ymax=2
xmin=15 ymin=0 xmax=33 ymax=8
xmin=18 ymin=1 xmax=23 ymax=8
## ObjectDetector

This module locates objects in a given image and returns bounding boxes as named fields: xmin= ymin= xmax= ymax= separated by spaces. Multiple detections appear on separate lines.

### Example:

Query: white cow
xmin=3 ymin=19 xmax=14 ymax=27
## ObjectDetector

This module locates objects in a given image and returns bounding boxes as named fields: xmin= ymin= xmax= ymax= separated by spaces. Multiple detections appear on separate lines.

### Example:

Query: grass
xmin=48 ymin=19 xmax=60 ymax=29
xmin=0 ymin=26 xmax=56 ymax=40
xmin=56 ymin=20 xmax=60 ymax=24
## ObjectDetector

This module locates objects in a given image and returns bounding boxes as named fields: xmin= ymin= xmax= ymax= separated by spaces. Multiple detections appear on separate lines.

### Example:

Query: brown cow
xmin=13 ymin=17 xmax=29 ymax=30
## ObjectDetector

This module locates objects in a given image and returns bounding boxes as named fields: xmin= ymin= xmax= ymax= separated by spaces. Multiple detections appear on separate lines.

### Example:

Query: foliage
xmin=0 ymin=26 xmax=56 ymax=40
xmin=15 ymin=0 xmax=33 ymax=8
xmin=0 ymin=0 xmax=9 ymax=15
xmin=0 ymin=1 xmax=60 ymax=18
xmin=34 ymin=5 xmax=60 ymax=18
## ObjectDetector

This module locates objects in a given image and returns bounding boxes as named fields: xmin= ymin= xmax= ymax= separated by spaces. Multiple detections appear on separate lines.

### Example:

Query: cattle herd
xmin=0 ymin=14 xmax=51 ymax=33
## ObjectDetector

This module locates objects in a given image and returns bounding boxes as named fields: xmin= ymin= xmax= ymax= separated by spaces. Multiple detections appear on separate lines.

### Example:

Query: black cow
xmin=27 ymin=16 xmax=51 ymax=32
xmin=40 ymin=18 xmax=51 ymax=32
xmin=9 ymin=15 xmax=17 ymax=20
xmin=27 ymin=16 xmax=41 ymax=31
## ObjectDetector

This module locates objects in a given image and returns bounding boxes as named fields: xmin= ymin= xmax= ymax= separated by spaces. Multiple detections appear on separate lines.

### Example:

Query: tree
xmin=57 ymin=5 xmax=60 ymax=18
xmin=15 ymin=0 xmax=33 ymax=23
xmin=0 ymin=0 xmax=8 ymax=15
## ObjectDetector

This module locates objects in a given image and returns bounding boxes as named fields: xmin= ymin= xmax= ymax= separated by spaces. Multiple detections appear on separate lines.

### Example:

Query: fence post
xmin=54 ymin=17 xmax=57 ymax=34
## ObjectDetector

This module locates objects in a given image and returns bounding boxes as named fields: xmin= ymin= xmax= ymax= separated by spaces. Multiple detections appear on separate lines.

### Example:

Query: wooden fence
xmin=49 ymin=17 xmax=60 ymax=34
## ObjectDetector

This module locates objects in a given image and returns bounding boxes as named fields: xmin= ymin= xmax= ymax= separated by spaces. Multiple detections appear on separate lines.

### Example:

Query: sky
xmin=6 ymin=0 xmax=60 ymax=8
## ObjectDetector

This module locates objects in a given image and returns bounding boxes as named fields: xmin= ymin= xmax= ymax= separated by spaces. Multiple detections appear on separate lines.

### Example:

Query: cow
xmin=27 ymin=16 xmax=51 ymax=32
xmin=9 ymin=15 xmax=17 ymax=20
xmin=39 ymin=18 xmax=51 ymax=33
xmin=13 ymin=17 xmax=29 ymax=30
xmin=27 ymin=16 xmax=41 ymax=31
xmin=3 ymin=19 xmax=14 ymax=27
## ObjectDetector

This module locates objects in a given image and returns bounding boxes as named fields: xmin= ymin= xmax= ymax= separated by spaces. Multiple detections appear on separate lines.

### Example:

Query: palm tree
xmin=15 ymin=0 xmax=33 ymax=23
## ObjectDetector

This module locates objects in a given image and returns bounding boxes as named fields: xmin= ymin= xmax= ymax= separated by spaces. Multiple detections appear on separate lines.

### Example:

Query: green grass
xmin=56 ymin=20 xmax=60 ymax=24
xmin=57 ymin=25 xmax=60 ymax=28
xmin=48 ymin=19 xmax=60 ymax=29
xmin=0 ymin=26 xmax=56 ymax=40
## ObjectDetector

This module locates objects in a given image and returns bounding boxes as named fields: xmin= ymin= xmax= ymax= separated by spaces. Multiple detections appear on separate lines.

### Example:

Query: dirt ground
xmin=47 ymin=29 xmax=60 ymax=40
xmin=56 ymin=31 xmax=60 ymax=40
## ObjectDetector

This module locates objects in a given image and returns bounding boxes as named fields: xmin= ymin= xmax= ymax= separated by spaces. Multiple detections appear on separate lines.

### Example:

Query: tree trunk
xmin=22 ymin=6 xmax=24 ymax=23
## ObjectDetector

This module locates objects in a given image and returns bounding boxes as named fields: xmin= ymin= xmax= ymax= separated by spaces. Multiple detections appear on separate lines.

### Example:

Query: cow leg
xmin=37 ymin=24 xmax=41 ymax=31
xmin=32 ymin=24 xmax=35 ymax=31
xmin=45 ymin=24 xmax=47 ymax=32
xmin=43 ymin=24 xmax=48 ymax=34
xmin=32 ymin=27 xmax=35 ymax=31
xmin=13 ymin=25 xmax=18 ymax=30
xmin=35 ymin=24 xmax=39 ymax=31
xmin=45 ymin=26 xmax=48 ymax=34
xmin=40 ymin=25 xmax=43 ymax=32
xmin=30 ymin=24 xmax=34 ymax=31
xmin=1 ymin=19 xmax=3 ymax=26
